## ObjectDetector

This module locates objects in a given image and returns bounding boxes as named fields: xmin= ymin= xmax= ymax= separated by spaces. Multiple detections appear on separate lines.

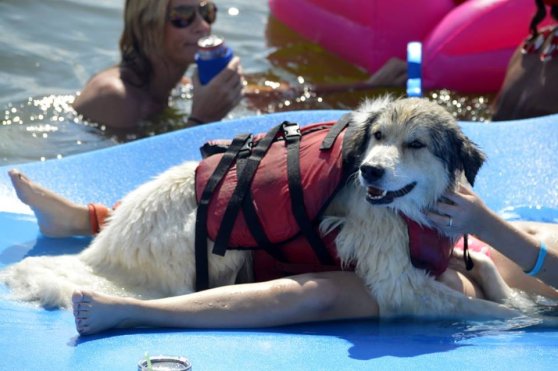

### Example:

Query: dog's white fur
xmin=0 ymin=97 xmax=518 ymax=318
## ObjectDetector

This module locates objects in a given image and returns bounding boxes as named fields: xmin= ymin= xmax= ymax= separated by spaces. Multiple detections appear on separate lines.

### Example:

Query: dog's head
xmin=346 ymin=96 xmax=485 ymax=217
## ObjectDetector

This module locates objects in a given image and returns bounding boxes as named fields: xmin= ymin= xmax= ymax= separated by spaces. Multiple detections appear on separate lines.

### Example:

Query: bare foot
xmin=72 ymin=290 xmax=137 ymax=335
xmin=8 ymin=169 xmax=91 ymax=237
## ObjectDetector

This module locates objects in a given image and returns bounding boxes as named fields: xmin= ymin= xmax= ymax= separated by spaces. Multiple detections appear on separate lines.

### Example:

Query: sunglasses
xmin=167 ymin=1 xmax=217 ymax=29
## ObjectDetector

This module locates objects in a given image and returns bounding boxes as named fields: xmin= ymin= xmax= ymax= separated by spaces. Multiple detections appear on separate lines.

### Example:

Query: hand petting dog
xmin=426 ymin=185 xmax=490 ymax=236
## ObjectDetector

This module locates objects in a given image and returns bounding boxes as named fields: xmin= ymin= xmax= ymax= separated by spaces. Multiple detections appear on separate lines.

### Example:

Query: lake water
xmin=0 ymin=0 xmax=492 ymax=165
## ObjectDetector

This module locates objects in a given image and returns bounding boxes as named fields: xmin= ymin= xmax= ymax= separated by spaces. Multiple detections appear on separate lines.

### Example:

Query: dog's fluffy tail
xmin=0 ymin=255 xmax=129 ymax=309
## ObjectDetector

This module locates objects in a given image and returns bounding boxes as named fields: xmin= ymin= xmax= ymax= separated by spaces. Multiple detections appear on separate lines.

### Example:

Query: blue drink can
xmin=195 ymin=35 xmax=233 ymax=85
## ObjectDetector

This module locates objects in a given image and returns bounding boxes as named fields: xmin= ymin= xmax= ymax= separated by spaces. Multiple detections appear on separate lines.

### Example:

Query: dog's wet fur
xmin=0 ymin=97 xmax=524 ymax=319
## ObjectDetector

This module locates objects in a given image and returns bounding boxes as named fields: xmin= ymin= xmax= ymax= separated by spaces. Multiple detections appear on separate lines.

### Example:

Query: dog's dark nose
xmin=360 ymin=164 xmax=384 ymax=181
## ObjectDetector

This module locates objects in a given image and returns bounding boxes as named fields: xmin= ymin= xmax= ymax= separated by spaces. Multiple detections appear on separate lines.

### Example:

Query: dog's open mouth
xmin=366 ymin=182 xmax=417 ymax=204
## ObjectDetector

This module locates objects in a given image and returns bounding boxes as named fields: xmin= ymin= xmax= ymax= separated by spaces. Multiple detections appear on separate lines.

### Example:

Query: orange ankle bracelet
xmin=87 ymin=203 xmax=110 ymax=235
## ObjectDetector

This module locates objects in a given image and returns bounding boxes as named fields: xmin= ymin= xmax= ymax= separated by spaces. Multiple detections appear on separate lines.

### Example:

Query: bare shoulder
xmin=73 ymin=68 xmax=144 ymax=129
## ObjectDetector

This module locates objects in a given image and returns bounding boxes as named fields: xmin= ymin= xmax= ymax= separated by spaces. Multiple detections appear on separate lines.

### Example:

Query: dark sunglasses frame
xmin=167 ymin=1 xmax=217 ymax=29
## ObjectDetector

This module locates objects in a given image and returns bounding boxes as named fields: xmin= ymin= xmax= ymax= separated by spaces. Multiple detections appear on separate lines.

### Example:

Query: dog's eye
xmin=407 ymin=140 xmax=425 ymax=149
xmin=373 ymin=131 xmax=382 ymax=140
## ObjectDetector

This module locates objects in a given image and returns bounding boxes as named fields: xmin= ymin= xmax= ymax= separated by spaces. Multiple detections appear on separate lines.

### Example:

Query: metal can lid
xmin=197 ymin=34 xmax=224 ymax=50
xmin=138 ymin=355 xmax=192 ymax=371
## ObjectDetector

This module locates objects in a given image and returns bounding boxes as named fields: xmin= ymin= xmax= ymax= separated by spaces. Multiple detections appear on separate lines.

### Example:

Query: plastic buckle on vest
xmin=282 ymin=122 xmax=301 ymax=140
xmin=239 ymin=135 xmax=253 ymax=158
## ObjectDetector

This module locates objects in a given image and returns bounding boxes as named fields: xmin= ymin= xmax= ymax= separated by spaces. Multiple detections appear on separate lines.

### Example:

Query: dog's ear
xmin=347 ymin=96 xmax=394 ymax=151
xmin=343 ymin=97 xmax=392 ymax=172
xmin=459 ymin=136 xmax=486 ymax=186
xmin=342 ymin=116 xmax=371 ymax=174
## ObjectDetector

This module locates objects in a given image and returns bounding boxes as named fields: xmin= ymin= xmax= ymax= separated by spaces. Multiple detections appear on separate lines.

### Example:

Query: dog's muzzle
xmin=360 ymin=164 xmax=417 ymax=204
xmin=366 ymin=182 xmax=417 ymax=205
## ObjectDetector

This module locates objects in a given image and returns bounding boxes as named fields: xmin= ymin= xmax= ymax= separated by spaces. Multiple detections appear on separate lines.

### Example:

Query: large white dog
xmin=0 ymin=97 xmax=520 ymax=318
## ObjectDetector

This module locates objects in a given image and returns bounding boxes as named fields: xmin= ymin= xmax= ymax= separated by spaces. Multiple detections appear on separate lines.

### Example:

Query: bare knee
xmin=271 ymin=273 xmax=344 ymax=314
xmin=437 ymin=269 xmax=485 ymax=299
xmin=299 ymin=274 xmax=343 ymax=312
xmin=264 ymin=272 xmax=377 ymax=321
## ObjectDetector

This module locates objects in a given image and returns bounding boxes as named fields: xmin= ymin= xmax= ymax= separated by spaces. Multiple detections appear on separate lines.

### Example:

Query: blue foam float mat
xmin=1 ymin=110 xmax=557 ymax=370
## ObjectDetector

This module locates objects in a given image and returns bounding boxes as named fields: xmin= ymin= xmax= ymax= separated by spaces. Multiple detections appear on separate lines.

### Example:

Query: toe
xmin=8 ymin=169 xmax=27 ymax=183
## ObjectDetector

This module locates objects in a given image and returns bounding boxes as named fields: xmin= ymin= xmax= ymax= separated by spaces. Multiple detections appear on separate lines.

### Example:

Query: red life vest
xmin=195 ymin=120 xmax=349 ymax=286
xmin=402 ymin=215 xmax=454 ymax=277
xmin=194 ymin=118 xmax=454 ymax=290
xmin=196 ymin=121 xmax=347 ymax=248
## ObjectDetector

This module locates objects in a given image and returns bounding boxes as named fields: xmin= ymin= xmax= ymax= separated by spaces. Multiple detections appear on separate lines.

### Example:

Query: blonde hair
xmin=119 ymin=0 xmax=170 ymax=86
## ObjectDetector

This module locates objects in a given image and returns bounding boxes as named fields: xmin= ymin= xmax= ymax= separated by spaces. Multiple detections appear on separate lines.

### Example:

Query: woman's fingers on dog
xmin=439 ymin=188 xmax=476 ymax=215
xmin=436 ymin=194 xmax=461 ymax=213
xmin=442 ymin=188 xmax=466 ymax=203
xmin=425 ymin=210 xmax=454 ymax=229
xmin=455 ymin=183 xmax=475 ymax=196
xmin=433 ymin=204 xmax=455 ymax=224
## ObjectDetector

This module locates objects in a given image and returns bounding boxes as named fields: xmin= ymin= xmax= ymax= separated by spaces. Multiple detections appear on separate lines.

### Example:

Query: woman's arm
xmin=427 ymin=185 xmax=558 ymax=288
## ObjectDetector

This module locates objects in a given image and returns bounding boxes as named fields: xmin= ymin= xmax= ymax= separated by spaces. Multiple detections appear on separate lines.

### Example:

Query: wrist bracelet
xmin=188 ymin=116 xmax=205 ymax=125
xmin=524 ymin=241 xmax=548 ymax=276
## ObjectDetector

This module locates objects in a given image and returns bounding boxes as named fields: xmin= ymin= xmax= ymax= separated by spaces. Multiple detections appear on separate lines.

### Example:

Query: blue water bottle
xmin=406 ymin=42 xmax=422 ymax=97
xmin=195 ymin=35 xmax=233 ymax=85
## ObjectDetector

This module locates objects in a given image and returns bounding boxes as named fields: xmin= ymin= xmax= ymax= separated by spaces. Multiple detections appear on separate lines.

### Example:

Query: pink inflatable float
xmin=269 ymin=0 xmax=541 ymax=93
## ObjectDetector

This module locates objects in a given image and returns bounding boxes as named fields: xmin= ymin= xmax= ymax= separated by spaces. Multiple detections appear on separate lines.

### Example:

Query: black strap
xmin=285 ymin=122 xmax=335 ymax=265
xmin=320 ymin=113 xmax=352 ymax=150
xmin=212 ymin=123 xmax=284 ymax=256
xmin=241 ymin=192 xmax=287 ymax=261
xmin=195 ymin=133 xmax=252 ymax=291
xmin=463 ymin=233 xmax=474 ymax=271
xmin=236 ymin=150 xmax=287 ymax=262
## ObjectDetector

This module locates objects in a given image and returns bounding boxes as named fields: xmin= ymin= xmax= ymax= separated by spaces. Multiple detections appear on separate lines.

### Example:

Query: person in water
xmin=491 ymin=0 xmax=558 ymax=120
xmin=72 ymin=0 xmax=243 ymax=129
xmin=7 ymin=169 xmax=558 ymax=335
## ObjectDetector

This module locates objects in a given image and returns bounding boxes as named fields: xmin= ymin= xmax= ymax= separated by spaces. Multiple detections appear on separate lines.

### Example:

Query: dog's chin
xmin=365 ymin=182 xmax=417 ymax=205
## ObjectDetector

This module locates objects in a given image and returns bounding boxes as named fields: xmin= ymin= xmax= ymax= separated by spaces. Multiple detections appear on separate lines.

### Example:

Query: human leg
xmin=73 ymin=264 xmax=515 ymax=336
xmin=448 ymin=247 xmax=513 ymax=304
xmin=73 ymin=272 xmax=379 ymax=335
xmin=8 ymin=169 xmax=93 ymax=237
xmin=492 ymin=221 xmax=558 ymax=297
xmin=436 ymin=264 xmax=486 ymax=300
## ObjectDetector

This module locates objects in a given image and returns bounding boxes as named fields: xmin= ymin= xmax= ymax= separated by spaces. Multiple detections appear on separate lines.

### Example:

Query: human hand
xmin=190 ymin=56 xmax=244 ymax=124
xmin=425 ymin=185 xmax=491 ymax=236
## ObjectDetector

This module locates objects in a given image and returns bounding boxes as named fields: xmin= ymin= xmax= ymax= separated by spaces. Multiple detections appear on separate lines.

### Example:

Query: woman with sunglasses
xmin=73 ymin=0 xmax=243 ymax=129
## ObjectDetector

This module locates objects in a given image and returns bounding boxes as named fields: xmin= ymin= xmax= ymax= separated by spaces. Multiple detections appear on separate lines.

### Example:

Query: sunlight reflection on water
xmin=0 ymin=0 xmax=496 ymax=166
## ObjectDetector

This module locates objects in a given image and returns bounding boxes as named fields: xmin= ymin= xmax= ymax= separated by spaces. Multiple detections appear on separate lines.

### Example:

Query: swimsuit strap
xmin=540 ymin=27 xmax=558 ymax=62
xmin=521 ymin=26 xmax=558 ymax=62
xmin=521 ymin=27 xmax=552 ymax=54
